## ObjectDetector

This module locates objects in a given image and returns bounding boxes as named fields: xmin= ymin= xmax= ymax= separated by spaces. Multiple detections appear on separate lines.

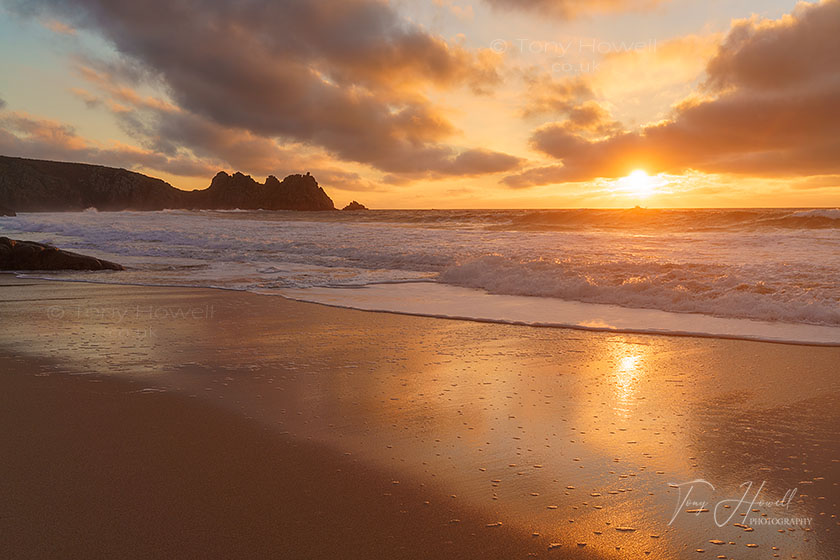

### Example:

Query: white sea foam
xmin=278 ymin=283 xmax=840 ymax=346
xmin=1 ymin=208 xmax=838 ymax=339
xmin=790 ymin=208 xmax=840 ymax=220
xmin=438 ymin=255 xmax=840 ymax=326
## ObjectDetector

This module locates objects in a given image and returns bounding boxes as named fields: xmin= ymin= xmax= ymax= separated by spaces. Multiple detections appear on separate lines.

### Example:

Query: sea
xmin=2 ymin=207 xmax=839 ymax=345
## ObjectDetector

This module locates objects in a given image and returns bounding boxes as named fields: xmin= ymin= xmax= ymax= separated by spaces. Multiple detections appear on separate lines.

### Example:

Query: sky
xmin=0 ymin=0 xmax=838 ymax=208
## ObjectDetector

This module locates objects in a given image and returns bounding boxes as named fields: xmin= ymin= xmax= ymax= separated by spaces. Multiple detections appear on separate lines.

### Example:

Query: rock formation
xmin=0 ymin=155 xmax=336 ymax=212
xmin=0 ymin=237 xmax=124 ymax=271
xmin=187 ymin=171 xmax=334 ymax=211
xmin=342 ymin=201 xmax=368 ymax=211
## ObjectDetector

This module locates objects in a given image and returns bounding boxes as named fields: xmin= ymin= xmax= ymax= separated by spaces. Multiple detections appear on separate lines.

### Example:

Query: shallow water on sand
xmin=2 ymin=278 xmax=838 ymax=558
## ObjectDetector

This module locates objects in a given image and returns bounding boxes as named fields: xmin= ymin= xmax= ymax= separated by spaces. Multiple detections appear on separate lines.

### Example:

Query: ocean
xmin=2 ymin=207 xmax=839 ymax=344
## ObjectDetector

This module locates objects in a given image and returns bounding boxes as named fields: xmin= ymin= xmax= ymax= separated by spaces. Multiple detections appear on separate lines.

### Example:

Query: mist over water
xmin=2 ymin=207 xmax=839 ymax=330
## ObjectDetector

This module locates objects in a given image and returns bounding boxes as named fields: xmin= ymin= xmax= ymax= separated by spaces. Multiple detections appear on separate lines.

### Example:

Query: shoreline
xmin=3 ymin=206 xmax=837 ymax=343
xmin=277 ymin=283 xmax=840 ymax=347
xmin=6 ymin=273 xmax=839 ymax=347
xmin=2 ymin=276 xmax=838 ymax=558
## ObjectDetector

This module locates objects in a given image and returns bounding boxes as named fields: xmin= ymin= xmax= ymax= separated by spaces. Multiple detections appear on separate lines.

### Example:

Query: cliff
xmin=0 ymin=156 xmax=336 ymax=212
xmin=0 ymin=156 xmax=182 ymax=211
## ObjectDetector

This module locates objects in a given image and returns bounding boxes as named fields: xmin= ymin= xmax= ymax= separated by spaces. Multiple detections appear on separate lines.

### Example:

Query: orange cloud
xmin=75 ymin=65 xmax=177 ymax=113
xmin=519 ymin=76 xmax=593 ymax=118
xmin=505 ymin=0 xmax=840 ymax=186
xmin=591 ymin=33 xmax=722 ymax=107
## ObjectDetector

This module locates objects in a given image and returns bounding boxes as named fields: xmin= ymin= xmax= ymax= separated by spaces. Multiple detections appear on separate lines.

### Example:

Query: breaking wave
xmin=2 ymin=207 xmax=838 ymax=330
xmin=439 ymin=255 xmax=840 ymax=326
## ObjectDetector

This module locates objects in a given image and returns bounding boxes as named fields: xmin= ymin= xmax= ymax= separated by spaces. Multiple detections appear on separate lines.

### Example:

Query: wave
xmin=790 ymin=209 xmax=840 ymax=219
xmin=484 ymin=208 xmax=840 ymax=232
xmin=259 ymin=208 xmax=840 ymax=232
xmin=289 ymin=207 xmax=840 ymax=232
xmin=8 ymin=207 xmax=839 ymax=232
xmin=3 ymin=208 xmax=838 ymax=331
xmin=438 ymin=255 xmax=840 ymax=327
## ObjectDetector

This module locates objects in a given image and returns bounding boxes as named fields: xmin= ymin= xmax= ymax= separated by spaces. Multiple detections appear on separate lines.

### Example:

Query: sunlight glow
xmin=607 ymin=340 xmax=652 ymax=417
xmin=620 ymin=169 xmax=656 ymax=197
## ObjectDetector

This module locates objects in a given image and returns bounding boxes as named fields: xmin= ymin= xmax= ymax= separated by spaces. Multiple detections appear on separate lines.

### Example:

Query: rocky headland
xmin=0 ymin=155 xmax=351 ymax=212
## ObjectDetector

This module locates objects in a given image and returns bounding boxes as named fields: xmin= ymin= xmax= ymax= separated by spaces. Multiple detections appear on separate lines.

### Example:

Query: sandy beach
xmin=1 ymin=275 xmax=838 ymax=559
xmin=3 ymin=0 xmax=839 ymax=556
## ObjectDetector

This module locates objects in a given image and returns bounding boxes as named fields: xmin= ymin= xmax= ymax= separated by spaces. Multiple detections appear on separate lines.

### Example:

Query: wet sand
xmin=1 ymin=275 xmax=838 ymax=559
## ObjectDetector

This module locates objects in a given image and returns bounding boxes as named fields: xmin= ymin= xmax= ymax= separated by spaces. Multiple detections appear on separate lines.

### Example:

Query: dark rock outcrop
xmin=342 ymin=200 xmax=368 ymax=211
xmin=186 ymin=171 xmax=334 ymax=211
xmin=0 ymin=237 xmax=124 ymax=271
xmin=0 ymin=204 xmax=15 ymax=216
xmin=0 ymin=155 xmax=336 ymax=212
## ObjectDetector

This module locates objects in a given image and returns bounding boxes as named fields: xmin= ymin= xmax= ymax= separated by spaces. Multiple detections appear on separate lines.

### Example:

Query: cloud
xmin=563 ymin=101 xmax=620 ymax=133
xmin=446 ymin=148 xmax=523 ymax=175
xmin=312 ymin=168 xmax=383 ymax=192
xmin=382 ymin=147 xmax=523 ymax=184
xmin=64 ymin=67 xmax=392 ymax=191
xmin=434 ymin=0 xmax=475 ymax=21
xmin=520 ymin=76 xmax=593 ymax=118
xmin=0 ymin=109 xmax=215 ymax=178
xmin=483 ymin=0 xmax=664 ymax=19
xmin=69 ymin=87 xmax=101 ymax=109
xmin=41 ymin=18 xmax=75 ymax=35
xmin=704 ymin=3 xmax=839 ymax=92
xmin=6 ymin=0 xmax=518 ymax=181
xmin=590 ymin=33 xmax=722 ymax=106
xmin=502 ymin=164 xmax=568 ymax=189
xmin=790 ymin=174 xmax=840 ymax=190
xmin=64 ymin=62 xmax=522 ymax=193
xmin=505 ymin=0 xmax=840 ymax=186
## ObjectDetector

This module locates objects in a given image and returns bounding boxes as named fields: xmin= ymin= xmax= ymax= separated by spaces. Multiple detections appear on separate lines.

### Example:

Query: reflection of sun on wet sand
xmin=1 ymin=276 xmax=838 ymax=559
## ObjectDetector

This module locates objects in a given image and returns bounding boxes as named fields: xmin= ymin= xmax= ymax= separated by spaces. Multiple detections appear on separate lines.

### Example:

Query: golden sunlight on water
xmin=3 ymin=280 xmax=838 ymax=559
xmin=610 ymin=343 xmax=648 ymax=417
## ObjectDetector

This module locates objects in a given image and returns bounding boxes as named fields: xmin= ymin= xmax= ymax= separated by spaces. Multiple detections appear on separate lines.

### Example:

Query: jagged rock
xmin=0 ymin=237 xmax=124 ymax=271
xmin=342 ymin=200 xmax=368 ymax=211
xmin=0 ymin=204 xmax=15 ymax=216
xmin=187 ymin=171 xmax=335 ymax=211
xmin=0 ymin=155 xmax=336 ymax=212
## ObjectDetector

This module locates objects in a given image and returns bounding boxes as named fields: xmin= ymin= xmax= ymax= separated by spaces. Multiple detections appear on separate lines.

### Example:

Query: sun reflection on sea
xmin=609 ymin=342 xmax=650 ymax=417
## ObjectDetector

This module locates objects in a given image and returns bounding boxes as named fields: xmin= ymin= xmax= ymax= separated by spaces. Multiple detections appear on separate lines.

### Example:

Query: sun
xmin=617 ymin=169 xmax=656 ymax=198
